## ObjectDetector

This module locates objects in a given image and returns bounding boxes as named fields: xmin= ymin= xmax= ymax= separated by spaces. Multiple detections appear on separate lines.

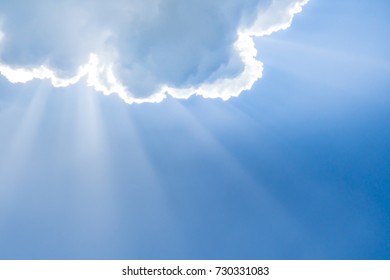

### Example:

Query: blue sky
xmin=0 ymin=0 xmax=389 ymax=259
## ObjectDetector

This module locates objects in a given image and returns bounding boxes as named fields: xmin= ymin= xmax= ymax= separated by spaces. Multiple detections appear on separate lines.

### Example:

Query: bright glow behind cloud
xmin=0 ymin=0 xmax=309 ymax=104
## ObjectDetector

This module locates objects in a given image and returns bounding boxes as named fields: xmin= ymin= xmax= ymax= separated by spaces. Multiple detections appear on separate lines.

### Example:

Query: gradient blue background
xmin=0 ymin=0 xmax=389 ymax=259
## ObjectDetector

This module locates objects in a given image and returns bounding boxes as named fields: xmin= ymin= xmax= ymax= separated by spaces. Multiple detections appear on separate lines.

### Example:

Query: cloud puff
xmin=0 ymin=0 xmax=308 ymax=104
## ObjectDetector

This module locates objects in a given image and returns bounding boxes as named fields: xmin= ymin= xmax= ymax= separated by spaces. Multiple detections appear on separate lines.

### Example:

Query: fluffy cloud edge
xmin=0 ymin=0 xmax=309 ymax=104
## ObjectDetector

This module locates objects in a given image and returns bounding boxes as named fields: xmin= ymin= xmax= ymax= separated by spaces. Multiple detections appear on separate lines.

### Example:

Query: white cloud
xmin=0 ymin=0 xmax=309 ymax=104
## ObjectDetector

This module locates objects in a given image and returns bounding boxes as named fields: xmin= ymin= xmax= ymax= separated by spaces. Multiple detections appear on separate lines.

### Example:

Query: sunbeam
xmin=255 ymin=35 xmax=390 ymax=91
xmin=104 ymin=100 xmax=185 ymax=258
xmin=64 ymin=87 xmax=119 ymax=252
xmin=129 ymin=98 xmax=307 ymax=257
xmin=0 ymin=82 xmax=49 ymax=218
xmin=1 ymin=0 xmax=389 ymax=260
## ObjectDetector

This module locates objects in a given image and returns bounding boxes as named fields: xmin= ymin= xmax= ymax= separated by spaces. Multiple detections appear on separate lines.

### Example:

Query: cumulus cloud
xmin=0 ymin=0 xmax=308 ymax=104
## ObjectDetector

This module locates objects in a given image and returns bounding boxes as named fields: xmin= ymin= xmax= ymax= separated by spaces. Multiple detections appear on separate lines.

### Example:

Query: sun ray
xmin=63 ymin=87 xmax=119 ymax=249
xmin=255 ymin=36 xmax=390 ymax=88
xmin=107 ymin=101 xmax=186 ymax=257
xmin=0 ymin=82 xmax=49 ymax=220
xmin=161 ymin=99 xmax=307 ymax=242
